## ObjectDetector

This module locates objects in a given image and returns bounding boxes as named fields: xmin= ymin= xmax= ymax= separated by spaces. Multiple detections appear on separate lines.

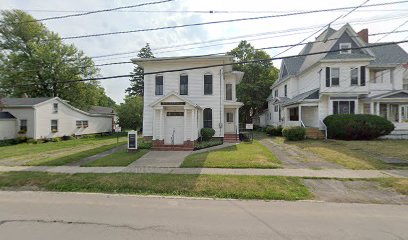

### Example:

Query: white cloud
xmin=2 ymin=0 xmax=408 ymax=103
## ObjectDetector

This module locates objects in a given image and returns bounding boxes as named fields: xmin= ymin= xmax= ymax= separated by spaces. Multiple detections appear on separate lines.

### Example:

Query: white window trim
xmin=179 ymin=73 xmax=189 ymax=96
xmin=350 ymin=67 xmax=359 ymax=86
xmin=203 ymin=72 xmax=214 ymax=96
xmin=155 ymin=74 xmax=164 ymax=96
xmin=53 ymin=103 xmax=58 ymax=113
xmin=339 ymin=43 xmax=352 ymax=54
xmin=330 ymin=67 xmax=340 ymax=86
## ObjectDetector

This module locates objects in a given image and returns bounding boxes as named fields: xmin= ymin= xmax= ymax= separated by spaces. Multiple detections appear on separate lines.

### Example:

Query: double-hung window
xmin=339 ymin=43 xmax=352 ymax=54
xmin=284 ymin=85 xmax=287 ymax=97
xmin=53 ymin=103 xmax=58 ymax=113
xmin=350 ymin=68 xmax=358 ymax=86
xmin=180 ymin=74 xmax=188 ymax=95
xmin=274 ymin=89 xmax=278 ymax=97
xmin=204 ymin=74 xmax=213 ymax=95
xmin=331 ymin=68 xmax=340 ymax=86
xmin=155 ymin=75 xmax=163 ymax=95
xmin=332 ymin=101 xmax=355 ymax=114
xmin=226 ymin=84 xmax=232 ymax=100
xmin=51 ymin=120 xmax=58 ymax=132
xmin=20 ymin=120 xmax=27 ymax=132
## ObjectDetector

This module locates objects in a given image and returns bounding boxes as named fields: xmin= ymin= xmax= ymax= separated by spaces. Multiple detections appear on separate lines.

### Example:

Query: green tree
xmin=0 ymin=10 xmax=114 ymax=110
xmin=126 ymin=43 xmax=154 ymax=96
xmin=228 ymin=40 xmax=279 ymax=123
xmin=117 ymin=95 xmax=143 ymax=130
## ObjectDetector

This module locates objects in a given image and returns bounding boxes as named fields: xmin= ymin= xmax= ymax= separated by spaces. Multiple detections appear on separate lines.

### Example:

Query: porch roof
xmin=149 ymin=92 xmax=201 ymax=109
xmin=364 ymin=90 xmax=408 ymax=101
xmin=281 ymin=88 xmax=319 ymax=107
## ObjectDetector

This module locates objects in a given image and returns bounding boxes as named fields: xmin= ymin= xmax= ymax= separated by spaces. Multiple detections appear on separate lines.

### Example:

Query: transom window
xmin=204 ymin=74 xmax=213 ymax=95
xmin=180 ymin=74 xmax=188 ymax=95
xmin=331 ymin=68 xmax=340 ymax=86
xmin=203 ymin=108 xmax=212 ymax=128
xmin=350 ymin=68 xmax=358 ymax=85
xmin=166 ymin=112 xmax=184 ymax=116
xmin=155 ymin=75 xmax=163 ymax=95
xmin=333 ymin=101 xmax=355 ymax=114
xmin=339 ymin=43 xmax=352 ymax=54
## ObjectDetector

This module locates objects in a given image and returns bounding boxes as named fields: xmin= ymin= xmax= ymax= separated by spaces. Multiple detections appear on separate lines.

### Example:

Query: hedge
xmin=323 ymin=114 xmax=394 ymax=140
xmin=265 ymin=125 xmax=283 ymax=136
xmin=282 ymin=126 xmax=306 ymax=141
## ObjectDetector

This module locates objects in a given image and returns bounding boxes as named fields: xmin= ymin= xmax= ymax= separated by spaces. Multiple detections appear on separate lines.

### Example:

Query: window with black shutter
xmin=155 ymin=75 xmax=163 ymax=95
xmin=326 ymin=67 xmax=331 ymax=87
xmin=204 ymin=74 xmax=213 ymax=95
xmin=180 ymin=75 xmax=188 ymax=95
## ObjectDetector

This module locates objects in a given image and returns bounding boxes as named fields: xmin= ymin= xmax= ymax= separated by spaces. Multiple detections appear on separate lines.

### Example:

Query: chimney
xmin=358 ymin=29 xmax=369 ymax=43
xmin=21 ymin=93 xmax=28 ymax=98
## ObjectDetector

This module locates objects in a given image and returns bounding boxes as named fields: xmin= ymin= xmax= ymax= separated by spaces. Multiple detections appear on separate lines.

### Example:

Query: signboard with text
xmin=128 ymin=131 xmax=138 ymax=150
xmin=245 ymin=124 xmax=253 ymax=130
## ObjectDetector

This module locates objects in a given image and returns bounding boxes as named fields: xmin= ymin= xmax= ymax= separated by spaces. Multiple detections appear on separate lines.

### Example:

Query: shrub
xmin=323 ymin=114 xmax=395 ymax=140
xmin=200 ymin=128 xmax=215 ymax=141
xmin=195 ymin=139 xmax=223 ymax=150
xmin=61 ymin=135 xmax=72 ymax=141
xmin=27 ymin=139 xmax=38 ymax=144
xmin=265 ymin=125 xmax=283 ymax=136
xmin=282 ymin=127 xmax=306 ymax=141
xmin=52 ymin=137 xmax=61 ymax=142
xmin=17 ymin=136 xmax=28 ymax=143
xmin=138 ymin=140 xmax=152 ymax=149
xmin=0 ymin=139 xmax=18 ymax=147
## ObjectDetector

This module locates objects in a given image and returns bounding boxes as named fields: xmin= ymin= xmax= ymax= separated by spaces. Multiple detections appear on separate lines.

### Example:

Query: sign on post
xmin=245 ymin=124 xmax=253 ymax=130
xmin=128 ymin=131 xmax=138 ymax=151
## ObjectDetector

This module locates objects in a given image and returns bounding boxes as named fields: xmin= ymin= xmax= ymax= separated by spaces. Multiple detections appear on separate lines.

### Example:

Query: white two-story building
xmin=266 ymin=24 xmax=408 ymax=138
xmin=133 ymin=55 xmax=244 ymax=150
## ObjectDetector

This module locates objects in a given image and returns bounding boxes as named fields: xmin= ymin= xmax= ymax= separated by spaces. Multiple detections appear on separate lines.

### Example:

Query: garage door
xmin=164 ymin=112 xmax=184 ymax=145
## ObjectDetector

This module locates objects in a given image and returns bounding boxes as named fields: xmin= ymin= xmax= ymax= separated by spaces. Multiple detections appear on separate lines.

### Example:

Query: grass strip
xmin=82 ymin=149 xmax=149 ymax=167
xmin=0 ymin=172 xmax=312 ymax=200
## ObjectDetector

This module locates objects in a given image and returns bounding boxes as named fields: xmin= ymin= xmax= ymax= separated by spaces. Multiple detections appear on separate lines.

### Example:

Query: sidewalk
xmin=0 ymin=165 xmax=406 ymax=179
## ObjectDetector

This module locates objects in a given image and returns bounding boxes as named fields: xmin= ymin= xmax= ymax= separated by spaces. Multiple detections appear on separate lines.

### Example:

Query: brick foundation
xmin=152 ymin=140 xmax=196 ymax=151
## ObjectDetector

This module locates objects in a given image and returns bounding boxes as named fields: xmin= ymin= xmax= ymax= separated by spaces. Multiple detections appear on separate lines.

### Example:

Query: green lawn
xmin=182 ymin=140 xmax=281 ymax=168
xmin=0 ymin=171 xmax=312 ymax=200
xmin=0 ymin=136 xmax=127 ymax=166
xmin=82 ymin=149 xmax=149 ymax=167
xmin=27 ymin=142 xmax=126 ymax=166
xmin=282 ymin=138 xmax=408 ymax=170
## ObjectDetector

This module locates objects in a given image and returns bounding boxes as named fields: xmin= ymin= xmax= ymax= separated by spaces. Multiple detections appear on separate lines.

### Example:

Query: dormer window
xmin=339 ymin=43 xmax=351 ymax=54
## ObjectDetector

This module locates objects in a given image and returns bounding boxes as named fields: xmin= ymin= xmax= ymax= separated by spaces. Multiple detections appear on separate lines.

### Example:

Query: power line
xmin=5 ymin=0 xmax=174 ymax=24
xmin=60 ymin=1 xmax=408 ymax=40
xmin=2 ymin=40 xmax=407 ymax=89
xmin=375 ymin=18 xmax=408 ymax=42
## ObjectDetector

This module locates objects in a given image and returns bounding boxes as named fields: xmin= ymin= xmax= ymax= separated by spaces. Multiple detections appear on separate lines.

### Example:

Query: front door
xmin=224 ymin=110 xmax=235 ymax=133
xmin=164 ymin=112 xmax=184 ymax=145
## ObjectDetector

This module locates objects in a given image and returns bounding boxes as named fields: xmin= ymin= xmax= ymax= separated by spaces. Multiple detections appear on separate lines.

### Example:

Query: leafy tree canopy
xmin=228 ymin=40 xmax=279 ymax=123
xmin=116 ymin=95 xmax=143 ymax=130
xmin=126 ymin=43 xmax=154 ymax=96
xmin=0 ymin=10 xmax=115 ymax=110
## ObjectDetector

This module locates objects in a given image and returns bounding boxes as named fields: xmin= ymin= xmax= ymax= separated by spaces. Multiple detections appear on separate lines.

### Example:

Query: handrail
xmin=319 ymin=120 xmax=328 ymax=140
xmin=300 ymin=120 xmax=306 ymax=128
xmin=171 ymin=128 xmax=175 ymax=146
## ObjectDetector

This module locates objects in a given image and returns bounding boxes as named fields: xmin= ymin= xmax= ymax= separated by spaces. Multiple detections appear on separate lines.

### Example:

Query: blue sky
xmin=2 ymin=0 xmax=408 ymax=103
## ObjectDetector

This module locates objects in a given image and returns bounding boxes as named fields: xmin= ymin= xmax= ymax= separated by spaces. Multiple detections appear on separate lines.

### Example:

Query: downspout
xmin=219 ymin=68 xmax=223 ymax=137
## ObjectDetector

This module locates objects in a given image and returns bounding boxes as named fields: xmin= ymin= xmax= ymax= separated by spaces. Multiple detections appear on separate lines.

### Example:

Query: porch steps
xmin=152 ymin=145 xmax=194 ymax=151
xmin=224 ymin=134 xmax=240 ymax=143
xmin=305 ymin=128 xmax=325 ymax=140
xmin=379 ymin=129 xmax=408 ymax=140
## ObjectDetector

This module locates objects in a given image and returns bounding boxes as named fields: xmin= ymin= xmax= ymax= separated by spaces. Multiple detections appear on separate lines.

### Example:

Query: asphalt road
xmin=0 ymin=191 xmax=407 ymax=240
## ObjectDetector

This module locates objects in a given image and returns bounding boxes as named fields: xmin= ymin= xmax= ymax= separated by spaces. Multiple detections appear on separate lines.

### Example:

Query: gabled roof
xmin=149 ymin=92 xmax=201 ymax=108
xmin=1 ymin=97 xmax=53 ymax=107
xmin=281 ymin=89 xmax=319 ymax=107
xmin=88 ymin=106 xmax=116 ymax=115
xmin=0 ymin=112 xmax=16 ymax=119
xmin=368 ymin=43 xmax=408 ymax=66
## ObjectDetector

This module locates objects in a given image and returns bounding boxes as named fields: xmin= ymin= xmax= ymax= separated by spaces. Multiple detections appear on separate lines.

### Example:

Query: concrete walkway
xmin=127 ymin=151 xmax=192 ymax=168
xmin=0 ymin=165 xmax=406 ymax=179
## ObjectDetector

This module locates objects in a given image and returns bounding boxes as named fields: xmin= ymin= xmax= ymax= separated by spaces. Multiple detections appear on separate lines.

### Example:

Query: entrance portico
xmin=150 ymin=93 xmax=201 ymax=150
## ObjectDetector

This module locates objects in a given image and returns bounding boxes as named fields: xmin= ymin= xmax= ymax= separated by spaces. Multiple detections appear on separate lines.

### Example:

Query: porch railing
xmin=319 ymin=120 xmax=328 ymax=140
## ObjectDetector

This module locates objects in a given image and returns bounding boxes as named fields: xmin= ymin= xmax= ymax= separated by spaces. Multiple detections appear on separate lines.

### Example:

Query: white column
xmin=159 ymin=108 xmax=163 ymax=140
xmin=399 ymin=105 xmax=403 ymax=123
xmin=386 ymin=104 xmax=390 ymax=120
xmin=299 ymin=106 xmax=302 ymax=126
xmin=191 ymin=109 xmax=195 ymax=140
xmin=184 ymin=109 xmax=187 ymax=141
xmin=376 ymin=102 xmax=380 ymax=116
xmin=152 ymin=109 xmax=156 ymax=140
xmin=370 ymin=102 xmax=374 ymax=115
xmin=235 ymin=107 xmax=239 ymax=134
xmin=354 ymin=100 xmax=359 ymax=114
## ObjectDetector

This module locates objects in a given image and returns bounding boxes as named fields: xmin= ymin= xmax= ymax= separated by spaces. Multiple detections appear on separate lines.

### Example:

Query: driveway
xmin=126 ymin=151 xmax=192 ymax=168
xmin=0 ymin=191 xmax=407 ymax=240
